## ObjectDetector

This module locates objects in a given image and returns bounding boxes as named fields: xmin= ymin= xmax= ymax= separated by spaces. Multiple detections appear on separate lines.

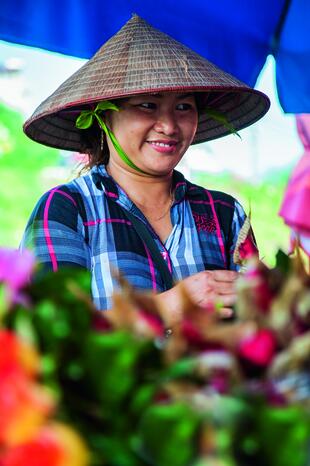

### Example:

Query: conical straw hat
xmin=24 ymin=15 xmax=270 ymax=151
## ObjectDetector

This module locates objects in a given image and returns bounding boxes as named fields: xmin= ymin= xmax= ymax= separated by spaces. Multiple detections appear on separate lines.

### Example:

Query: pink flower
xmin=135 ymin=310 xmax=165 ymax=338
xmin=238 ymin=234 xmax=259 ymax=261
xmin=181 ymin=319 xmax=206 ymax=346
xmin=238 ymin=329 xmax=276 ymax=367
xmin=243 ymin=260 xmax=274 ymax=313
xmin=233 ymin=216 xmax=259 ymax=265
xmin=92 ymin=313 xmax=112 ymax=332
xmin=0 ymin=248 xmax=35 ymax=306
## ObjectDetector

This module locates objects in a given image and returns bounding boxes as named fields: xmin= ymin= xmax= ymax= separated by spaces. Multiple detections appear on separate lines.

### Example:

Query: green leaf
xmin=15 ymin=309 xmax=38 ymax=346
xmin=160 ymin=357 xmax=198 ymax=381
xmin=275 ymin=249 xmax=291 ymax=273
xmin=256 ymin=405 xmax=310 ymax=466
xmin=204 ymin=108 xmax=241 ymax=139
xmin=90 ymin=434 xmax=142 ymax=466
xmin=74 ymin=99 xmax=149 ymax=175
xmin=95 ymin=114 xmax=147 ymax=174
xmin=95 ymin=101 xmax=120 ymax=113
xmin=0 ymin=283 xmax=9 ymax=320
xmin=129 ymin=383 xmax=157 ymax=415
xmin=83 ymin=331 xmax=147 ymax=411
xmin=76 ymin=111 xmax=94 ymax=129
xmin=136 ymin=402 xmax=201 ymax=466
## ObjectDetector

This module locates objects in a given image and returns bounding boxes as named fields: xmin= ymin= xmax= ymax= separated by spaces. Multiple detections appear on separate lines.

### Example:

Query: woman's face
xmin=105 ymin=92 xmax=198 ymax=176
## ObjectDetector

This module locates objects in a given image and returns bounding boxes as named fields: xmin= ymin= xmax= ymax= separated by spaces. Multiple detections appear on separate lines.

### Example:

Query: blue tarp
xmin=1 ymin=0 xmax=310 ymax=112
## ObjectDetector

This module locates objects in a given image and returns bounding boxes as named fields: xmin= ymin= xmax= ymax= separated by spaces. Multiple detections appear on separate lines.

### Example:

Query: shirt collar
xmin=91 ymin=164 xmax=189 ymax=203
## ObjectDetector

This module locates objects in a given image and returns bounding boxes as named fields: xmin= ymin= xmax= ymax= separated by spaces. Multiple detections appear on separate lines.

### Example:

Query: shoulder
xmin=25 ymin=176 xmax=93 ymax=236
xmin=28 ymin=184 xmax=78 ymax=223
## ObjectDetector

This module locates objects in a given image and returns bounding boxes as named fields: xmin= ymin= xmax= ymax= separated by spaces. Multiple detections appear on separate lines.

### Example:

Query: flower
xmin=0 ymin=248 xmax=35 ymax=307
xmin=238 ymin=328 xmax=277 ymax=367
xmin=237 ymin=258 xmax=275 ymax=315
xmin=1 ymin=248 xmax=310 ymax=466
xmin=1 ymin=423 xmax=89 ymax=466
xmin=0 ymin=370 xmax=54 ymax=446
xmin=233 ymin=215 xmax=259 ymax=266
xmin=0 ymin=330 xmax=40 ymax=378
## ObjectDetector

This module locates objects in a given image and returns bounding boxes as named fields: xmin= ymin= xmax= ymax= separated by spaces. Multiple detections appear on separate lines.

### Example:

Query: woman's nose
xmin=154 ymin=110 xmax=178 ymax=135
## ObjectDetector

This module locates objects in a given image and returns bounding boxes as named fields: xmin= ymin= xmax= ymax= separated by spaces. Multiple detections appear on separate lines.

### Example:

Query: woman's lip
xmin=147 ymin=141 xmax=179 ymax=153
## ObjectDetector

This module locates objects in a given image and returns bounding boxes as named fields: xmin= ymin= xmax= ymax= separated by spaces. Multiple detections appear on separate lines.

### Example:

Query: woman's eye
xmin=138 ymin=102 xmax=156 ymax=109
xmin=177 ymin=103 xmax=193 ymax=111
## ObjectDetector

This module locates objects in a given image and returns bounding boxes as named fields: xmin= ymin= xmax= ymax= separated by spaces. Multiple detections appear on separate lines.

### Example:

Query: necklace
xmin=134 ymin=188 xmax=174 ymax=222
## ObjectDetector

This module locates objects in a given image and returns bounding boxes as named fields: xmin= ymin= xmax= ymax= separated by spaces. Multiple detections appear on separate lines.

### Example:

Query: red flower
xmin=137 ymin=310 xmax=165 ymax=337
xmin=0 ymin=331 xmax=53 ymax=447
xmin=238 ymin=233 xmax=259 ymax=262
xmin=92 ymin=312 xmax=112 ymax=332
xmin=238 ymin=329 xmax=276 ymax=367
xmin=181 ymin=318 xmax=206 ymax=346
xmin=0 ymin=331 xmax=39 ymax=379
xmin=0 ymin=372 xmax=54 ymax=446
xmin=0 ymin=423 xmax=89 ymax=466
xmin=242 ymin=260 xmax=274 ymax=313
xmin=233 ymin=217 xmax=259 ymax=265
xmin=0 ymin=429 xmax=62 ymax=466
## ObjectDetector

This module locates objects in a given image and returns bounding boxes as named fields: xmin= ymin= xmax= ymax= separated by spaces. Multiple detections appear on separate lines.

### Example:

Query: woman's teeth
xmin=150 ymin=142 xmax=174 ymax=147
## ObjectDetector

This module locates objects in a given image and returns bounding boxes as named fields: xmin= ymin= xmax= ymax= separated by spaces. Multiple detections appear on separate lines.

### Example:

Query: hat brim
xmin=24 ymin=87 xmax=269 ymax=152
xmin=23 ymin=15 xmax=270 ymax=152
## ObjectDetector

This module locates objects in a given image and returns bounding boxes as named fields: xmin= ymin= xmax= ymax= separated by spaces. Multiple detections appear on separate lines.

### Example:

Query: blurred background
xmin=1 ymin=0 xmax=309 ymax=265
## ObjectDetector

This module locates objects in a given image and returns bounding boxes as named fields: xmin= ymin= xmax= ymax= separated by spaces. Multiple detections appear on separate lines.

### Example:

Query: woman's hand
xmin=181 ymin=270 xmax=238 ymax=310
xmin=155 ymin=270 xmax=239 ymax=326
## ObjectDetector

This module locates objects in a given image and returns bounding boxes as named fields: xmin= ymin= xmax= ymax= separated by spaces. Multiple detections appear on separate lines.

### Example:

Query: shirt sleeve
xmin=20 ymin=186 xmax=91 ymax=272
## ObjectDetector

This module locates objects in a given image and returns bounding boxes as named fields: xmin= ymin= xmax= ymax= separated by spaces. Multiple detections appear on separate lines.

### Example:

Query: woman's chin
xmin=139 ymin=155 xmax=182 ymax=175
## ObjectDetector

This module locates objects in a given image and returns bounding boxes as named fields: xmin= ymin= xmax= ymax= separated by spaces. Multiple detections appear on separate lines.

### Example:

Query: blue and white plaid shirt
xmin=21 ymin=165 xmax=248 ymax=310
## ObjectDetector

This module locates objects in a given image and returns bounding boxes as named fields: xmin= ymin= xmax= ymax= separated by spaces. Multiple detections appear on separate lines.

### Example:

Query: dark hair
xmin=80 ymin=123 xmax=110 ymax=171
xmin=79 ymin=92 xmax=210 ymax=171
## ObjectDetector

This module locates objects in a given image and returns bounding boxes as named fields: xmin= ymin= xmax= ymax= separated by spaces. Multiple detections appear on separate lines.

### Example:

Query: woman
xmin=21 ymin=15 xmax=270 ymax=322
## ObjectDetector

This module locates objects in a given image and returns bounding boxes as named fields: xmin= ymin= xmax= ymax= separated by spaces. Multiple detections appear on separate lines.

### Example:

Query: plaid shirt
xmin=21 ymin=165 xmax=248 ymax=310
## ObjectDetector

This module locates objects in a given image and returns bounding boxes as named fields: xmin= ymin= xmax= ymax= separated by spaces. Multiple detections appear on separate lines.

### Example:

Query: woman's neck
xmin=106 ymin=161 xmax=174 ymax=243
xmin=106 ymin=161 xmax=173 ymax=206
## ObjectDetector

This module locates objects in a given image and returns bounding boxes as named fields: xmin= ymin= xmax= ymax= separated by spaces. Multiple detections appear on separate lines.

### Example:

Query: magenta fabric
xmin=279 ymin=114 xmax=310 ymax=254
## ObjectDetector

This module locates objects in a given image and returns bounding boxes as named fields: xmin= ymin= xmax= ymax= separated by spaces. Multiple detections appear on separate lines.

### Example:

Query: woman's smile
xmin=146 ymin=139 xmax=179 ymax=154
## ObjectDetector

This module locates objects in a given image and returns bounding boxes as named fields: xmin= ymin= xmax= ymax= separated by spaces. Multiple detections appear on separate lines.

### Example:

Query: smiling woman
xmin=21 ymin=15 xmax=270 ymax=322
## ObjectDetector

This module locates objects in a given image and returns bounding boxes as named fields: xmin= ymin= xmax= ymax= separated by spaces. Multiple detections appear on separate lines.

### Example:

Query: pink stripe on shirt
xmin=142 ymin=241 xmax=157 ymax=292
xmin=43 ymin=188 xmax=78 ymax=272
xmin=43 ymin=189 xmax=59 ymax=272
xmin=204 ymin=189 xmax=227 ymax=267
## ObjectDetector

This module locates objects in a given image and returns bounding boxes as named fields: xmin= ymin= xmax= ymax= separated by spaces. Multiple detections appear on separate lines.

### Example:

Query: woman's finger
xmin=212 ymin=270 xmax=239 ymax=282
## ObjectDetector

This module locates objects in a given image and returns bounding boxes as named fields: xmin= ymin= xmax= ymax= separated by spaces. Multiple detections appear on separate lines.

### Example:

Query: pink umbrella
xmin=279 ymin=114 xmax=310 ymax=254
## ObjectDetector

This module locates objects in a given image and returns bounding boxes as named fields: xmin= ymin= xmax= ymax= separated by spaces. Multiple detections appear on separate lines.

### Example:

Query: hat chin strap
xmin=76 ymin=101 xmax=149 ymax=175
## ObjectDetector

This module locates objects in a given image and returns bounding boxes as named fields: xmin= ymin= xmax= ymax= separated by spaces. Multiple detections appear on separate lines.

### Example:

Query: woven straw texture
xmin=24 ymin=15 xmax=270 ymax=151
